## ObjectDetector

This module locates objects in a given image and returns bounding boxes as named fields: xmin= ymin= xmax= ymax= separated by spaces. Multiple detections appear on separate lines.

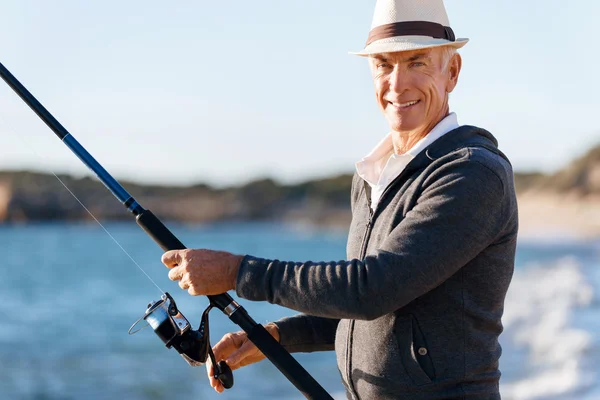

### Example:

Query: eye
xmin=410 ymin=62 xmax=425 ymax=68
xmin=376 ymin=63 xmax=392 ymax=70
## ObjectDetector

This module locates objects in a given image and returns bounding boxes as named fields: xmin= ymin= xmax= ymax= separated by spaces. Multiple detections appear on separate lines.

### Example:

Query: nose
xmin=388 ymin=66 xmax=408 ymax=95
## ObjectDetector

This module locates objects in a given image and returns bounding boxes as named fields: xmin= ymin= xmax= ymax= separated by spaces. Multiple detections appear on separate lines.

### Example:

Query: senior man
xmin=161 ymin=1 xmax=518 ymax=398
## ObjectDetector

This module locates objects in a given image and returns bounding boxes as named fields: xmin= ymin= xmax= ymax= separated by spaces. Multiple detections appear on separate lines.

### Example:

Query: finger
xmin=225 ymin=339 xmax=257 ymax=368
xmin=188 ymin=286 xmax=201 ymax=296
xmin=206 ymin=359 xmax=225 ymax=393
xmin=161 ymin=250 xmax=182 ymax=268
xmin=206 ymin=358 xmax=219 ymax=389
xmin=212 ymin=332 xmax=245 ymax=362
xmin=168 ymin=266 xmax=184 ymax=281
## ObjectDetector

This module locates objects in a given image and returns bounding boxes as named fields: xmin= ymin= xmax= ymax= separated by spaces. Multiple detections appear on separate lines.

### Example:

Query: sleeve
xmin=272 ymin=314 xmax=339 ymax=353
xmin=236 ymin=157 xmax=508 ymax=321
xmin=268 ymin=175 xmax=360 ymax=352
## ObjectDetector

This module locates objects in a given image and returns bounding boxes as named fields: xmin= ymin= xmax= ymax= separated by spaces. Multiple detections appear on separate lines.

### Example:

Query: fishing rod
xmin=0 ymin=61 xmax=333 ymax=400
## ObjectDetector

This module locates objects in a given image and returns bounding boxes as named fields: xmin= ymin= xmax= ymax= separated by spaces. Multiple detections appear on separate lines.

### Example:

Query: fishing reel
xmin=129 ymin=292 xmax=234 ymax=389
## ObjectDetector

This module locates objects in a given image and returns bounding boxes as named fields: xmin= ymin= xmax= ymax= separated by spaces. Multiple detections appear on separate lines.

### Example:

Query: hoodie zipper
xmin=345 ymin=186 xmax=374 ymax=399
xmin=345 ymin=174 xmax=411 ymax=398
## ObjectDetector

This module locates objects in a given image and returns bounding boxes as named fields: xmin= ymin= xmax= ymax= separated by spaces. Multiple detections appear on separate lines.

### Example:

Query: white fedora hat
xmin=352 ymin=0 xmax=469 ymax=56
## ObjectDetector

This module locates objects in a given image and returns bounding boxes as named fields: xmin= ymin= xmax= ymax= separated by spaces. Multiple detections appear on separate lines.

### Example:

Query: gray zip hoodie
xmin=236 ymin=126 xmax=518 ymax=399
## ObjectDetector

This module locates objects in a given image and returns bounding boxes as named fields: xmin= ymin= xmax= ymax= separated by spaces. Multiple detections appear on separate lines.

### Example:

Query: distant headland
xmin=1 ymin=144 xmax=599 ymax=237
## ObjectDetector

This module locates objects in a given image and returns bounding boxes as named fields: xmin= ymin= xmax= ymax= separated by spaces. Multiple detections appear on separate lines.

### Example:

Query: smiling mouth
xmin=389 ymin=100 xmax=420 ymax=110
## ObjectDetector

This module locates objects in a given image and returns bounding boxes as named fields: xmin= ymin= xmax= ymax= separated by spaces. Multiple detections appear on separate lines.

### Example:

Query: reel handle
xmin=215 ymin=360 xmax=234 ymax=389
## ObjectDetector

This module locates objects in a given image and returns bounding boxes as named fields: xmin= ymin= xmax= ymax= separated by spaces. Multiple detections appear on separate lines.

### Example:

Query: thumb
xmin=161 ymin=250 xmax=182 ymax=268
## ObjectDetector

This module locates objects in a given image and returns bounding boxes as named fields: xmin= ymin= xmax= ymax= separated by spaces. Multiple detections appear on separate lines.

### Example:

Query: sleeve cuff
xmin=235 ymin=254 xmax=271 ymax=301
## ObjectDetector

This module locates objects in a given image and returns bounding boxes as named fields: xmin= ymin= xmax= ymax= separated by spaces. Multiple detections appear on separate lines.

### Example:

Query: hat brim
xmin=350 ymin=36 xmax=469 ymax=56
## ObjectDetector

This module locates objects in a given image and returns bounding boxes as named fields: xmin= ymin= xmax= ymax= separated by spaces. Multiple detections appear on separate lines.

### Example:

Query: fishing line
xmin=0 ymin=61 xmax=334 ymax=397
xmin=52 ymin=173 xmax=165 ymax=294
xmin=0 ymin=112 xmax=234 ymax=388
xmin=0 ymin=111 xmax=164 ymax=295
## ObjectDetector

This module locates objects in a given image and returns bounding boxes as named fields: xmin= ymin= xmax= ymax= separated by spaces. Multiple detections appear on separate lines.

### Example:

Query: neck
xmin=392 ymin=108 xmax=450 ymax=155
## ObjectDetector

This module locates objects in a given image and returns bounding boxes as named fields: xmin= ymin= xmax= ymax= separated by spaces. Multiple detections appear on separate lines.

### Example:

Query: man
xmin=161 ymin=1 xmax=518 ymax=398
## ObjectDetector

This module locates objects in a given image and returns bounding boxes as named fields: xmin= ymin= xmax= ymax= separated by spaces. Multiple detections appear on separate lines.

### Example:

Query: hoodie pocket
xmin=395 ymin=314 xmax=436 ymax=386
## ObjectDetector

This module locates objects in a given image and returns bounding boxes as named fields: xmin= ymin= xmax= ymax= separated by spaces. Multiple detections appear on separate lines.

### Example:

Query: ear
xmin=446 ymin=53 xmax=462 ymax=93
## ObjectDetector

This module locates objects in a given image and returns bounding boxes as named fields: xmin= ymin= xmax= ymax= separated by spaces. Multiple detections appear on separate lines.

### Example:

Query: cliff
xmin=1 ymin=143 xmax=599 ymax=236
xmin=514 ymin=145 xmax=600 ymax=196
xmin=0 ymin=171 xmax=352 ymax=227
xmin=513 ymin=144 xmax=600 ymax=237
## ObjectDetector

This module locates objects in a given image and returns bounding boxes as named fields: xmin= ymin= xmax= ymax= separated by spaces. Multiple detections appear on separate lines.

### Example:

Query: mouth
xmin=388 ymin=100 xmax=420 ymax=110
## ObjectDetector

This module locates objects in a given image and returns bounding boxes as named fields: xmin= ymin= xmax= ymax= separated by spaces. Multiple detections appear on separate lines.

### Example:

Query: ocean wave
xmin=500 ymin=256 xmax=599 ymax=400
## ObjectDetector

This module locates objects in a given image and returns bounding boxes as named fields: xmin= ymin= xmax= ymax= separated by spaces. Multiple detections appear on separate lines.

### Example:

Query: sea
xmin=0 ymin=222 xmax=598 ymax=400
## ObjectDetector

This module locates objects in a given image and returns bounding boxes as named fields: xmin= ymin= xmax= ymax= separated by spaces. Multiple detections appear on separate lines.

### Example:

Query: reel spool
xmin=129 ymin=292 xmax=234 ymax=389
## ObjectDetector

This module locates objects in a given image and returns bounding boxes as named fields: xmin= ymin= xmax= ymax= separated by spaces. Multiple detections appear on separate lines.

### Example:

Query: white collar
xmin=356 ymin=113 xmax=460 ymax=185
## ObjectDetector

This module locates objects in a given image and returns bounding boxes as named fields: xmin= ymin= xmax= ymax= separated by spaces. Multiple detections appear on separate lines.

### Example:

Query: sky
xmin=0 ymin=1 xmax=598 ymax=187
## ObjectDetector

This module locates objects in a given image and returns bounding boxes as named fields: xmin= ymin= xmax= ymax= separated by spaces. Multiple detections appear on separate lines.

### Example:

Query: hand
xmin=161 ymin=249 xmax=244 ymax=296
xmin=207 ymin=323 xmax=280 ymax=393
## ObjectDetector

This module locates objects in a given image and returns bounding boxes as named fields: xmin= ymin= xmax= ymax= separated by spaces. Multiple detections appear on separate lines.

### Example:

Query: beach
xmin=517 ymin=193 xmax=600 ymax=239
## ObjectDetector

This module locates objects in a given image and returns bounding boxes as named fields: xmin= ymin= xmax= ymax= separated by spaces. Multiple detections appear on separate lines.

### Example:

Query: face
xmin=370 ymin=47 xmax=461 ymax=136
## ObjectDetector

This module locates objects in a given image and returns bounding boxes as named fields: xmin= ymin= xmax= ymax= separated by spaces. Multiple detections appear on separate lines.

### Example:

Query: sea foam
xmin=500 ymin=256 xmax=599 ymax=400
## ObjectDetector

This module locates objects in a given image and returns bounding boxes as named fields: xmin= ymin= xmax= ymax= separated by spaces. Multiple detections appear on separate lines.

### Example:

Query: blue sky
xmin=0 ymin=1 xmax=598 ymax=186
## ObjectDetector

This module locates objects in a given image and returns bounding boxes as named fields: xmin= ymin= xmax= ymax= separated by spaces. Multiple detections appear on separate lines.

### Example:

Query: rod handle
xmin=135 ymin=209 xmax=186 ymax=251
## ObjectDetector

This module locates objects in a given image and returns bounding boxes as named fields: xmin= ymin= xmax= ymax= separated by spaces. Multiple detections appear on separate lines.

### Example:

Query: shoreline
xmin=1 ymin=194 xmax=598 ymax=241
xmin=516 ymin=193 xmax=600 ymax=239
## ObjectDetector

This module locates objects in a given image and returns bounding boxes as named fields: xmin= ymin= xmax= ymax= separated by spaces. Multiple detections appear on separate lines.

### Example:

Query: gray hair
xmin=438 ymin=45 xmax=458 ymax=72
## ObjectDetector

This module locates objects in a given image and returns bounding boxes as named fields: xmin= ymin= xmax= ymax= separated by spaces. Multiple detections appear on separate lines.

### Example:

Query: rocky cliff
xmin=1 ymin=143 xmax=599 ymax=235
xmin=0 ymin=172 xmax=352 ymax=227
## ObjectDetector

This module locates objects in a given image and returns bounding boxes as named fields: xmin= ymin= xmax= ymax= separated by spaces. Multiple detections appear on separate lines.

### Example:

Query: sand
xmin=517 ymin=193 xmax=600 ymax=239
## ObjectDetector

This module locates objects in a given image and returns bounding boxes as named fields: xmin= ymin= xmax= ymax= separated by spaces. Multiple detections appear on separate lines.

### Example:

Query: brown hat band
xmin=366 ymin=21 xmax=456 ymax=46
